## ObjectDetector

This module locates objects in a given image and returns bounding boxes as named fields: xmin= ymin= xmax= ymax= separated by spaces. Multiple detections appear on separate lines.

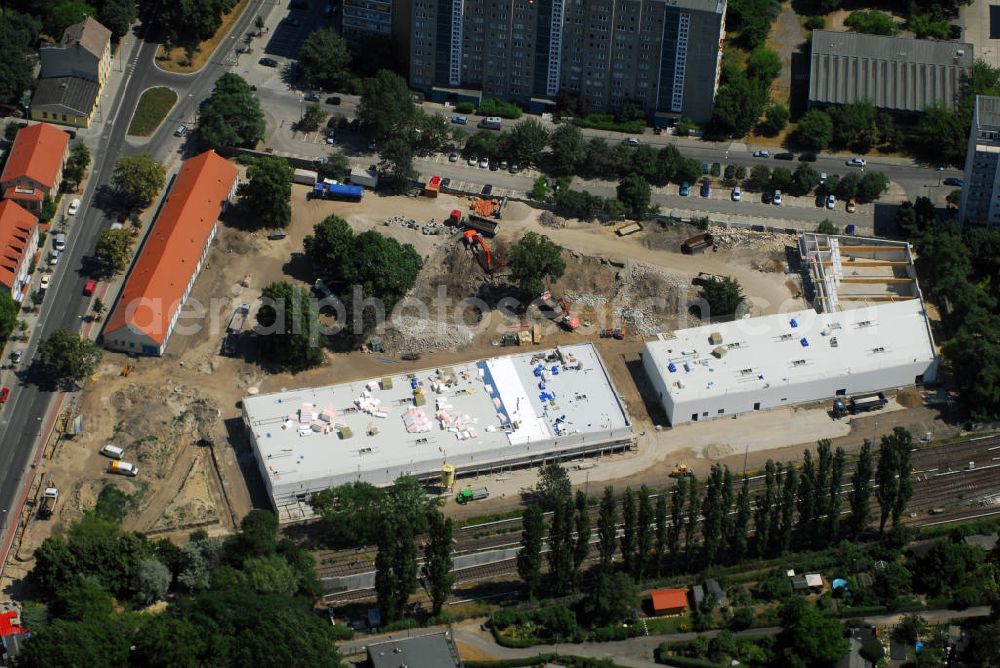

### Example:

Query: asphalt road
xmin=0 ymin=1 xmax=268 ymax=560
xmin=247 ymin=86 xmax=960 ymax=229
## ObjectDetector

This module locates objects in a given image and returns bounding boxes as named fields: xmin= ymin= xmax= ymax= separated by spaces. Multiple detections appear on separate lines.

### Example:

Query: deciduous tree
xmin=616 ymin=174 xmax=652 ymax=218
xmin=792 ymin=110 xmax=833 ymax=150
xmin=112 ymin=153 xmax=165 ymax=209
xmin=597 ymin=486 xmax=617 ymax=574
xmin=535 ymin=462 xmax=571 ymax=511
xmin=255 ymin=281 xmax=324 ymax=370
xmin=508 ymin=232 xmax=566 ymax=297
xmin=699 ymin=276 xmax=745 ymax=317
xmin=298 ymin=28 xmax=350 ymax=90
xmin=38 ymin=326 xmax=102 ymax=386
xmin=199 ymin=73 xmax=265 ymax=149
xmin=238 ymin=156 xmax=292 ymax=229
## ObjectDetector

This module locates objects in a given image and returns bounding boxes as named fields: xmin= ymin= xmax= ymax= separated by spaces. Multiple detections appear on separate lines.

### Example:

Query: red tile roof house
xmin=0 ymin=123 xmax=69 ymax=214
xmin=103 ymin=150 xmax=238 ymax=356
xmin=650 ymin=588 xmax=689 ymax=616
xmin=0 ymin=201 xmax=39 ymax=302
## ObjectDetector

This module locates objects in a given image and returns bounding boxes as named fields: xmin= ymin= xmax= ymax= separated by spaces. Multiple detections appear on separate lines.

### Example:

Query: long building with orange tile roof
xmin=0 ymin=201 xmax=39 ymax=302
xmin=0 ymin=123 xmax=69 ymax=214
xmin=103 ymin=150 xmax=238 ymax=356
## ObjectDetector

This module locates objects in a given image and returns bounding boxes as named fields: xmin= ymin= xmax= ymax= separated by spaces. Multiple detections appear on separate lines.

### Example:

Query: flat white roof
xmin=243 ymin=343 xmax=631 ymax=492
xmin=646 ymin=300 xmax=936 ymax=403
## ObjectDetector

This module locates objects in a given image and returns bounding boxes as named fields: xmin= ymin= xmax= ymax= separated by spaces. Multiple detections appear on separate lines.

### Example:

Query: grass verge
xmin=127 ymin=87 xmax=178 ymax=136
xmin=155 ymin=0 xmax=250 ymax=73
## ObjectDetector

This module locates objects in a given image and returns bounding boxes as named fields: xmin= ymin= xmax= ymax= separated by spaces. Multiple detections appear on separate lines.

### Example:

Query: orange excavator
xmin=464 ymin=229 xmax=495 ymax=272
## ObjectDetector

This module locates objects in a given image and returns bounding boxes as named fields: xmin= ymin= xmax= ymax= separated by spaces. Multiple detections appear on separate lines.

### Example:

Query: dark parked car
xmin=258 ymin=57 xmax=278 ymax=67
xmin=774 ymin=152 xmax=795 ymax=160
xmin=325 ymin=96 xmax=341 ymax=105
xmin=798 ymin=153 xmax=817 ymax=162
xmin=481 ymin=184 xmax=493 ymax=196
xmin=700 ymin=180 xmax=710 ymax=197
xmin=304 ymin=92 xmax=320 ymax=102
xmin=723 ymin=165 xmax=735 ymax=179
xmin=943 ymin=177 xmax=964 ymax=187
xmin=267 ymin=230 xmax=287 ymax=240
xmin=762 ymin=191 xmax=773 ymax=204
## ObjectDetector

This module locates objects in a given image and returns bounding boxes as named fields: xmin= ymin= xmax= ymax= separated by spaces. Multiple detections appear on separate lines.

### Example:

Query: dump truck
xmin=349 ymin=168 xmax=379 ymax=188
xmin=832 ymin=392 xmax=888 ymax=418
xmin=39 ymin=486 xmax=59 ymax=518
xmin=293 ymin=168 xmax=318 ymax=186
xmin=466 ymin=213 xmax=500 ymax=237
xmin=108 ymin=461 xmax=139 ymax=477
xmin=456 ymin=487 xmax=489 ymax=504
xmin=681 ymin=233 xmax=714 ymax=254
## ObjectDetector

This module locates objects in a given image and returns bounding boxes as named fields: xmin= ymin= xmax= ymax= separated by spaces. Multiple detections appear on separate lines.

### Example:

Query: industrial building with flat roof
xmin=243 ymin=344 xmax=633 ymax=517
xmin=643 ymin=299 xmax=938 ymax=426
xmin=809 ymin=30 xmax=973 ymax=113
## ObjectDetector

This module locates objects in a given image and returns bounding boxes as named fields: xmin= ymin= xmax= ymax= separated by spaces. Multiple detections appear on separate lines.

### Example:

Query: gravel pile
xmin=381 ymin=315 xmax=476 ymax=353
xmin=708 ymin=225 xmax=796 ymax=253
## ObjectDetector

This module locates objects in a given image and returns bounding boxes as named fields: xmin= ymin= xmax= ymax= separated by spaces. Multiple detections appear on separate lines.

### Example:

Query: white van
xmin=100 ymin=444 xmax=125 ymax=460
xmin=108 ymin=460 xmax=138 ymax=476
xmin=480 ymin=117 xmax=502 ymax=130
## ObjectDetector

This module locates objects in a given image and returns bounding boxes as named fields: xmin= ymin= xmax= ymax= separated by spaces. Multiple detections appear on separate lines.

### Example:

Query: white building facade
xmin=644 ymin=300 xmax=938 ymax=426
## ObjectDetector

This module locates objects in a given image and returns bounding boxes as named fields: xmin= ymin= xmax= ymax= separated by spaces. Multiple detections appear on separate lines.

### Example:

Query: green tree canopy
xmin=297 ymin=102 xmax=326 ymax=132
xmin=699 ymin=276 xmax=745 ymax=317
xmin=298 ymin=28 xmax=350 ymax=90
xmin=112 ymin=153 xmax=165 ymax=209
xmin=830 ymin=100 xmax=879 ymax=151
xmin=199 ymin=73 xmax=265 ymax=149
xmin=97 ymin=0 xmax=138 ymax=38
xmin=0 ymin=9 xmax=40 ymax=106
xmin=255 ymin=281 xmax=324 ymax=370
xmin=746 ymin=47 xmax=783 ymax=83
xmin=378 ymin=135 xmax=417 ymax=192
xmin=845 ymin=10 xmax=898 ymax=35
xmin=547 ymin=124 xmax=586 ymax=175
xmin=535 ymin=462 xmax=571 ymax=511
xmin=508 ymin=232 xmax=567 ymax=296
xmin=709 ymin=69 xmax=769 ymax=138
xmin=358 ymin=70 xmax=419 ymax=141
xmin=616 ymin=173 xmax=652 ymax=218
xmin=94 ymin=228 xmax=133 ymax=275
xmin=777 ymin=598 xmax=849 ymax=666
xmin=507 ymin=119 xmax=550 ymax=165
xmin=237 ymin=156 xmax=292 ymax=229
xmin=792 ymin=110 xmax=833 ymax=150
xmin=38 ymin=327 xmax=103 ymax=387
xmin=0 ymin=291 xmax=18 ymax=341
xmin=63 ymin=142 xmax=91 ymax=190
xmin=758 ymin=103 xmax=789 ymax=136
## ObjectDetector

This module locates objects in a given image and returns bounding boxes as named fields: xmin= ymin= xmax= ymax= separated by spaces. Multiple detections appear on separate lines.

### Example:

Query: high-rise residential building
xmin=408 ymin=0 xmax=726 ymax=123
xmin=960 ymin=96 xmax=1000 ymax=228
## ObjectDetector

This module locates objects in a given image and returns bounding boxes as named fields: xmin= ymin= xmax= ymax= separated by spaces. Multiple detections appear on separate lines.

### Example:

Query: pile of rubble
xmin=708 ymin=226 xmax=796 ymax=253
xmin=383 ymin=216 xmax=447 ymax=236
xmin=381 ymin=315 xmax=476 ymax=353
xmin=563 ymin=263 xmax=689 ymax=335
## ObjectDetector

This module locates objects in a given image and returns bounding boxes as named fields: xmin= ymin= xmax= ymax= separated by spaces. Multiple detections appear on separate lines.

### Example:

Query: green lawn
xmin=128 ymin=87 xmax=178 ymax=137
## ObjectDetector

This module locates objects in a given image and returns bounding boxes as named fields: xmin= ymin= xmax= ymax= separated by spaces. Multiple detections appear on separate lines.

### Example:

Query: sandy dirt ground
xmin=4 ymin=176 xmax=952 ymax=580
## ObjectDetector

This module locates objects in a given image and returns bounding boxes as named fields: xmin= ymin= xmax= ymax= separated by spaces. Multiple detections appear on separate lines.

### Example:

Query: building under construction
xmin=242 ymin=343 xmax=634 ymax=521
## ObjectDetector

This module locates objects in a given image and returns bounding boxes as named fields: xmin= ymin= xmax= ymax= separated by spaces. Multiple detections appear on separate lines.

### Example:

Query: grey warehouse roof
xmin=368 ymin=633 xmax=462 ymax=668
xmin=809 ymin=29 xmax=973 ymax=112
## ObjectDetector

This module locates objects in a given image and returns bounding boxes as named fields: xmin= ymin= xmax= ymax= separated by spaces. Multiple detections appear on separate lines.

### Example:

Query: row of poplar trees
xmin=516 ymin=427 xmax=915 ymax=595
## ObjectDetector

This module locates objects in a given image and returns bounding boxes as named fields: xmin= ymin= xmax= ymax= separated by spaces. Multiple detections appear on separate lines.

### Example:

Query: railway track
xmin=313 ymin=432 xmax=1000 ymax=581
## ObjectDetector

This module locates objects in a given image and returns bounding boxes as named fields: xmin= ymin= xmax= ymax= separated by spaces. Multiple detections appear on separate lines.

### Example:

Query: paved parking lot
xmin=263 ymin=2 xmax=334 ymax=58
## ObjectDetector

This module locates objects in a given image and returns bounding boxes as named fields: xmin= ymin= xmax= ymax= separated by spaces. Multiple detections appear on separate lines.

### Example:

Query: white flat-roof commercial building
xmin=243 ymin=344 xmax=633 ymax=511
xmin=644 ymin=300 xmax=937 ymax=426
